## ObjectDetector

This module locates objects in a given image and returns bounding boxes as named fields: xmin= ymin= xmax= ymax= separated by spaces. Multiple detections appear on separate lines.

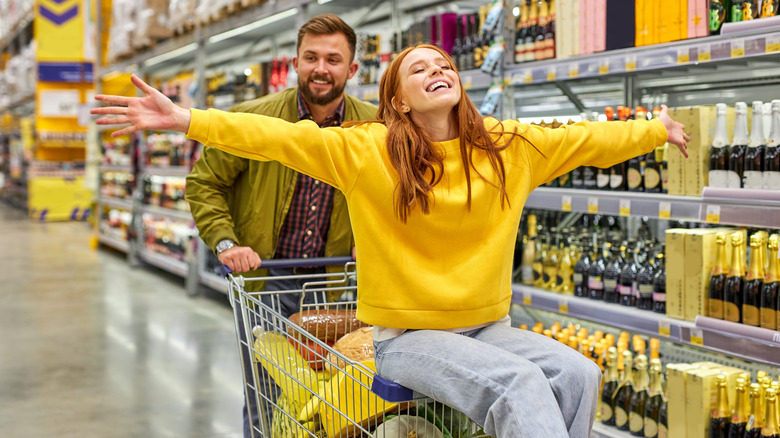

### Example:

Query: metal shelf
xmin=98 ymin=233 xmax=130 ymax=253
xmin=0 ymin=93 xmax=35 ymax=114
xmin=0 ymin=7 xmax=33 ymax=52
xmin=142 ymin=166 xmax=191 ymax=178
xmin=591 ymin=423 xmax=634 ymax=438
xmin=200 ymin=271 xmax=228 ymax=294
xmin=140 ymin=204 xmax=192 ymax=221
xmin=512 ymin=285 xmax=780 ymax=366
xmin=506 ymin=27 xmax=780 ymax=86
xmin=347 ymin=68 xmax=495 ymax=101
xmin=100 ymin=164 xmax=133 ymax=173
xmin=99 ymin=197 xmax=133 ymax=211
xmin=138 ymin=249 xmax=188 ymax=278
xmin=525 ymin=187 xmax=780 ymax=228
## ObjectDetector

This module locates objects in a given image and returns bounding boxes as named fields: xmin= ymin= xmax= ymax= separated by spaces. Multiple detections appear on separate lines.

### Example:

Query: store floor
xmin=0 ymin=203 xmax=243 ymax=438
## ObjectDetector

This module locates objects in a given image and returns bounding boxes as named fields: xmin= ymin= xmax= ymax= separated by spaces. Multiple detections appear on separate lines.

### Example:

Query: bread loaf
xmin=288 ymin=309 xmax=368 ymax=343
xmin=325 ymin=326 xmax=374 ymax=373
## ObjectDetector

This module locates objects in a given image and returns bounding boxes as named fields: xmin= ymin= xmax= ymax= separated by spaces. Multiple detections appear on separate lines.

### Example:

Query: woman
xmin=93 ymin=44 xmax=689 ymax=437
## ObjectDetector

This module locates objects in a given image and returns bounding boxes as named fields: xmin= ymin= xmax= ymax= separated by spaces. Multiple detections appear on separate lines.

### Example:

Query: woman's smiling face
xmin=396 ymin=47 xmax=461 ymax=117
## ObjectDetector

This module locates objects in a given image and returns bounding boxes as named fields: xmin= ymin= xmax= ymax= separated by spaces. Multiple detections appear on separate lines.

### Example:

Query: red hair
xmin=354 ymin=44 xmax=522 ymax=222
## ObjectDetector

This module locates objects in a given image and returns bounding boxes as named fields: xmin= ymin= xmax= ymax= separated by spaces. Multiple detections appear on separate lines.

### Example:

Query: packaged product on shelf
xmin=759 ymin=234 xmax=778 ymax=330
xmin=765 ymin=100 xmax=780 ymax=190
xmin=168 ymin=0 xmax=197 ymax=34
xmin=744 ymin=101 xmax=766 ymax=189
xmin=728 ymin=102 xmax=750 ymax=189
xmin=605 ymin=0 xmax=635 ymax=50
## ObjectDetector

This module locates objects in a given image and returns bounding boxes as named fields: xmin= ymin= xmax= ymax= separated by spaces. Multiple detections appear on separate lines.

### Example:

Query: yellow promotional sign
xmin=35 ymin=0 xmax=95 ymax=63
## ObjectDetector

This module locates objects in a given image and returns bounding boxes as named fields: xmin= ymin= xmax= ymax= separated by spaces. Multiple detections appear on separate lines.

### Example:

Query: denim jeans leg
xmin=373 ymin=326 xmax=601 ymax=438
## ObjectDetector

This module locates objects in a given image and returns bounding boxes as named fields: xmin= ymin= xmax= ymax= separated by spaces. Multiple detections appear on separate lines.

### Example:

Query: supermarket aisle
xmin=0 ymin=204 xmax=243 ymax=438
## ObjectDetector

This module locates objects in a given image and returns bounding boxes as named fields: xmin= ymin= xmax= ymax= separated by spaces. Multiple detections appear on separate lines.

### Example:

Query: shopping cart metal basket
xmin=225 ymin=257 xmax=490 ymax=438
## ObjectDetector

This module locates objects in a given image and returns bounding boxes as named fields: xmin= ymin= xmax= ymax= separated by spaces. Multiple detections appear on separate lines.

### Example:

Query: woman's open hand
xmin=656 ymin=105 xmax=690 ymax=158
xmin=91 ymin=74 xmax=191 ymax=137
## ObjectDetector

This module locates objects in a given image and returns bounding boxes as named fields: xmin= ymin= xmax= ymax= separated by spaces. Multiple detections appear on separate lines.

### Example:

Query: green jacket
xmin=185 ymin=87 xmax=377 ymax=290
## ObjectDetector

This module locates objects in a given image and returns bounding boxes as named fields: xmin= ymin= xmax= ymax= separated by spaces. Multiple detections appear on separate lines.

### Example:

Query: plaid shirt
xmin=274 ymin=91 xmax=345 ymax=260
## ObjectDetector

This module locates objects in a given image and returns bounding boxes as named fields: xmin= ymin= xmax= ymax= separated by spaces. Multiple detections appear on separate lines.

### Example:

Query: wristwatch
xmin=216 ymin=239 xmax=236 ymax=255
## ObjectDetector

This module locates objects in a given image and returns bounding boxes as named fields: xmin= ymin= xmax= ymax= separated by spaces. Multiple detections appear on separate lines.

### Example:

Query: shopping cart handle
xmin=371 ymin=374 xmax=415 ymax=402
xmin=219 ymin=256 xmax=354 ymax=278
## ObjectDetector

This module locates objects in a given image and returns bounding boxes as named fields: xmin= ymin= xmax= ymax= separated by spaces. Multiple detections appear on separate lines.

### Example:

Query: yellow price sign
xmin=523 ymin=292 xmax=532 ymax=306
xmin=619 ymin=199 xmax=631 ymax=217
xmin=569 ymin=64 xmax=579 ymax=78
xmin=524 ymin=74 xmax=533 ymax=84
xmin=558 ymin=299 xmax=569 ymax=314
xmin=731 ymin=39 xmax=745 ymax=58
xmin=599 ymin=64 xmax=609 ymax=75
xmin=659 ymin=201 xmax=671 ymax=219
xmin=677 ymin=48 xmax=690 ymax=64
xmin=463 ymin=81 xmax=473 ymax=90
xmin=767 ymin=34 xmax=780 ymax=53
xmin=547 ymin=71 xmax=556 ymax=82
xmin=658 ymin=321 xmax=671 ymax=337
xmin=626 ymin=61 xmax=637 ymax=71
xmin=562 ymin=195 xmax=572 ymax=212
xmin=587 ymin=197 xmax=599 ymax=214
xmin=705 ymin=205 xmax=721 ymax=224
xmin=698 ymin=52 xmax=711 ymax=62
xmin=690 ymin=328 xmax=704 ymax=346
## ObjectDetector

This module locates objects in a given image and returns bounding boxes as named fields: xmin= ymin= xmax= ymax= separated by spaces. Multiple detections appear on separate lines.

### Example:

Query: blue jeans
xmin=373 ymin=324 xmax=601 ymax=438
xmin=234 ymin=267 xmax=326 ymax=438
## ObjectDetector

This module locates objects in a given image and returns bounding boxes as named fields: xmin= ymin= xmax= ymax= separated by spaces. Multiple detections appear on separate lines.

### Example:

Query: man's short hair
xmin=297 ymin=14 xmax=357 ymax=62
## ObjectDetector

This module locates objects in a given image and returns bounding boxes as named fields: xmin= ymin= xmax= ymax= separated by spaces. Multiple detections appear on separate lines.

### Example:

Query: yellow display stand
xmin=28 ymin=176 xmax=93 ymax=222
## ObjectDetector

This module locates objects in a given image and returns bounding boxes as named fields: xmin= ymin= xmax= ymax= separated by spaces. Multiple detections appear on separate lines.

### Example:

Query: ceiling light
xmin=208 ymin=8 xmax=298 ymax=44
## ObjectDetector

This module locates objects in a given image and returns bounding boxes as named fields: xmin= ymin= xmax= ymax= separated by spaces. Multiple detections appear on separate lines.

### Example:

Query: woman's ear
xmin=391 ymin=96 xmax=410 ymax=113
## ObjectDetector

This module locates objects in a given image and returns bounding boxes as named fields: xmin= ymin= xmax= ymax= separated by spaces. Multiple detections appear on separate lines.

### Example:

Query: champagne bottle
xmin=613 ymin=350 xmax=635 ymax=431
xmin=574 ymin=236 xmax=592 ymax=298
xmin=533 ymin=229 xmax=546 ymax=287
xmin=557 ymin=235 xmax=575 ymax=294
xmin=629 ymin=354 xmax=651 ymax=436
xmin=546 ymin=0 xmax=556 ymax=60
xmin=727 ymin=378 xmax=750 ymax=438
xmin=589 ymin=239 xmax=607 ymax=300
xmin=759 ymin=235 xmax=778 ymax=330
xmin=709 ymin=232 xmax=729 ymax=319
xmin=535 ymin=0 xmax=549 ymax=61
xmin=643 ymin=359 xmax=665 ymax=438
xmin=746 ymin=383 xmax=764 ymax=438
xmin=543 ymin=229 xmax=560 ymax=289
xmin=657 ymin=398 xmax=668 ymax=438
xmin=724 ymin=232 xmax=746 ymax=323
xmin=514 ymin=1 xmax=529 ymax=63
xmin=761 ymin=388 xmax=780 ymax=438
xmin=711 ymin=374 xmax=731 ymax=438
xmin=765 ymin=100 xmax=780 ymax=190
xmin=601 ymin=346 xmax=620 ymax=426
xmin=744 ymin=101 xmax=766 ymax=188
xmin=728 ymin=102 xmax=749 ymax=188
xmin=521 ymin=214 xmax=538 ymax=285
xmin=524 ymin=0 xmax=538 ymax=63
xmin=653 ymin=253 xmax=666 ymax=314
xmin=743 ymin=234 xmax=764 ymax=326
xmin=710 ymin=103 xmax=731 ymax=188
xmin=637 ymin=248 xmax=656 ymax=311
xmin=620 ymin=243 xmax=641 ymax=307
xmin=604 ymin=242 xmax=622 ymax=303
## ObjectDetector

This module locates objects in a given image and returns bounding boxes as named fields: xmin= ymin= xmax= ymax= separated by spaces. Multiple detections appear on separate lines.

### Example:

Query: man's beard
xmin=299 ymin=74 xmax=346 ymax=106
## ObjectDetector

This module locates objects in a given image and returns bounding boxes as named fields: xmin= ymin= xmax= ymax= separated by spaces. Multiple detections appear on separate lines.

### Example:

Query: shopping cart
xmin=225 ymin=257 xmax=491 ymax=438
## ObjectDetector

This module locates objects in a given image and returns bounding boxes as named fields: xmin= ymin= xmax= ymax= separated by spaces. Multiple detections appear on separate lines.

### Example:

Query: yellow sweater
xmin=187 ymin=108 xmax=667 ymax=329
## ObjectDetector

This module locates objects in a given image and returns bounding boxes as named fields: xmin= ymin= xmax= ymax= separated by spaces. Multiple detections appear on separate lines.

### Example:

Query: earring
xmin=402 ymin=105 xmax=410 ymax=113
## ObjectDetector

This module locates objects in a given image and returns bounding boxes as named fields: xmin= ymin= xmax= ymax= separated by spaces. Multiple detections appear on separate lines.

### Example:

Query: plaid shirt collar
xmin=297 ymin=89 xmax=345 ymax=127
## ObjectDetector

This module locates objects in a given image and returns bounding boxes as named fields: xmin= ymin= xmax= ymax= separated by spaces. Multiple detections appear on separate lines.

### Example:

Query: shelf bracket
xmin=552 ymin=81 xmax=586 ymax=113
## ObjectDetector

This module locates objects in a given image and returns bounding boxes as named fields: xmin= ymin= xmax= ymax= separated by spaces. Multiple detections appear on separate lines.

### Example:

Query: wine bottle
xmin=727 ymin=378 xmax=750 ymax=438
xmin=620 ymin=243 xmax=641 ymax=307
xmin=710 ymin=0 xmax=732 ymax=34
xmin=533 ymin=229 xmax=547 ymax=288
xmin=710 ymin=103 xmax=731 ymax=188
xmin=459 ymin=15 xmax=472 ymax=71
xmin=644 ymin=145 xmax=662 ymax=192
xmin=765 ymin=100 xmax=780 ymax=190
xmin=589 ymin=239 xmax=607 ymax=300
xmin=732 ymin=0 xmax=745 ymax=22
xmin=546 ymin=0 xmax=556 ymax=60
xmin=556 ymin=234 xmax=575 ymax=294
xmin=601 ymin=346 xmax=620 ymax=426
xmin=728 ymin=102 xmax=749 ymax=188
xmin=724 ymin=232 xmax=746 ymax=323
xmin=629 ymin=354 xmax=650 ymax=436
xmin=760 ymin=388 xmax=780 ymax=438
xmin=543 ymin=229 xmax=560 ymax=290
xmin=534 ymin=0 xmax=549 ymax=61
xmin=709 ymin=232 xmax=729 ymax=319
xmin=613 ymin=349 xmax=635 ymax=431
xmin=521 ymin=214 xmax=538 ymax=285
xmin=643 ymin=358 xmax=665 ymax=438
xmin=653 ymin=252 xmax=666 ymax=314
xmin=514 ymin=2 xmax=529 ymax=63
xmin=524 ymin=0 xmax=538 ymax=63
xmin=759 ymin=235 xmax=778 ymax=330
xmin=746 ymin=383 xmax=764 ymax=438
xmin=452 ymin=15 xmax=463 ymax=70
xmin=743 ymin=234 xmax=764 ymax=326
xmin=711 ymin=374 xmax=731 ymax=438
xmin=604 ymin=242 xmax=622 ymax=303
xmin=637 ymin=247 xmax=656 ymax=311
xmin=761 ymin=0 xmax=778 ymax=17
xmin=744 ymin=101 xmax=766 ymax=189
xmin=573 ymin=236 xmax=591 ymax=298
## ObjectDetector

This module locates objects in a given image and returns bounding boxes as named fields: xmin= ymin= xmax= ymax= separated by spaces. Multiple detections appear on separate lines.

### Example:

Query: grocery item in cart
xmin=288 ymin=309 xmax=369 ymax=343
xmin=325 ymin=326 xmax=374 ymax=373
xmin=373 ymin=415 xmax=444 ymax=438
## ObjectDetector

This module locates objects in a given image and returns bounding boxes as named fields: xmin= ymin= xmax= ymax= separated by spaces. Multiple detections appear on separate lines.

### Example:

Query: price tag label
xmin=562 ymin=195 xmax=572 ymax=212
xmin=587 ymin=197 xmax=599 ymax=214
xmin=569 ymin=63 xmax=579 ymax=78
xmin=690 ymin=328 xmax=704 ymax=346
xmin=547 ymin=69 xmax=557 ymax=82
xmin=705 ymin=205 xmax=721 ymax=224
xmin=659 ymin=320 xmax=671 ymax=337
xmin=619 ymin=199 xmax=631 ymax=217
xmin=731 ymin=39 xmax=745 ymax=58
xmin=558 ymin=298 xmax=569 ymax=314
xmin=698 ymin=44 xmax=711 ymax=62
xmin=598 ymin=60 xmax=609 ymax=75
xmin=768 ymin=34 xmax=780 ymax=53
xmin=524 ymin=73 xmax=533 ymax=84
xmin=659 ymin=202 xmax=672 ymax=219
xmin=625 ymin=55 xmax=637 ymax=72
xmin=38 ymin=90 xmax=80 ymax=117
xmin=677 ymin=47 xmax=690 ymax=64
xmin=511 ymin=72 xmax=524 ymax=85
xmin=523 ymin=291 xmax=532 ymax=306
xmin=463 ymin=75 xmax=473 ymax=90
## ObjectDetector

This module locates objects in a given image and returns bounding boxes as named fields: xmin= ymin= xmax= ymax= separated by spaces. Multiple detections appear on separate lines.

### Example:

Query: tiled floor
xmin=0 ymin=203 xmax=243 ymax=438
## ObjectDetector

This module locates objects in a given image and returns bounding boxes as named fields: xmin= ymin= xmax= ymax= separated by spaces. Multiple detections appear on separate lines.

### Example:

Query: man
xmin=185 ymin=14 xmax=377 ymax=437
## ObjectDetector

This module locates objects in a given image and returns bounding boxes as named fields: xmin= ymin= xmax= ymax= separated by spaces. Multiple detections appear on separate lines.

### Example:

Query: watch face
xmin=217 ymin=240 xmax=235 ymax=253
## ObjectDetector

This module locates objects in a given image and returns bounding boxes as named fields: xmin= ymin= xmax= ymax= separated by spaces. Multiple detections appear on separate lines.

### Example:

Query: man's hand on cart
xmin=219 ymin=246 xmax=262 ymax=273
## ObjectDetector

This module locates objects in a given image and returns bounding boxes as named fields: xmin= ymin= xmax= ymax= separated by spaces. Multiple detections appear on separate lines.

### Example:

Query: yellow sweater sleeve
xmin=186 ymin=108 xmax=375 ymax=193
xmin=511 ymin=118 xmax=668 ymax=189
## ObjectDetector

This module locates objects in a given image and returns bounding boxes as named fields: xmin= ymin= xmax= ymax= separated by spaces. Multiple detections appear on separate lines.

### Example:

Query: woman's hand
xmin=656 ymin=105 xmax=690 ymax=158
xmin=90 ymin=74 xmax=191 ymax=137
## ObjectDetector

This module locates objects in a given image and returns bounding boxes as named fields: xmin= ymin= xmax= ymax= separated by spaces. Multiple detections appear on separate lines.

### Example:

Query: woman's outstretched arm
xmin=91 ymin=74 xmax=191 ymax=137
